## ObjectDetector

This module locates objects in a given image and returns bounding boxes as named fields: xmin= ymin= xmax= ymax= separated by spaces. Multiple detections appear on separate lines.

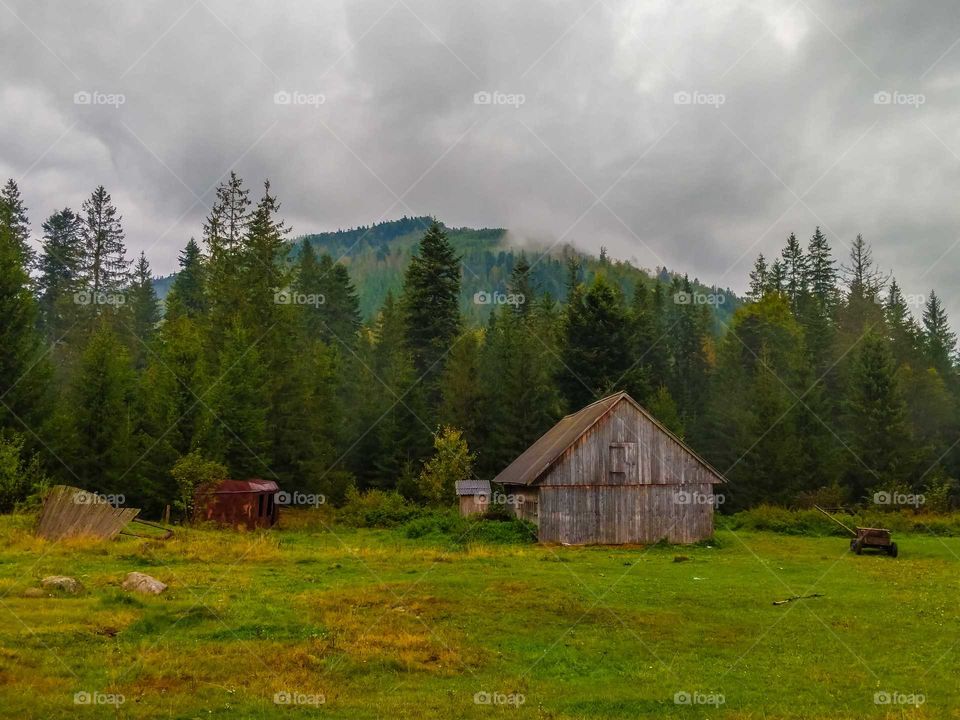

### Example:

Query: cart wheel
xmin=854 ymin=540 xmax=863 ymax=555
xmin=849 ymin=539 xmax=857 ymax=552
xmin=888 ymin=542 xmax=898 ymax=558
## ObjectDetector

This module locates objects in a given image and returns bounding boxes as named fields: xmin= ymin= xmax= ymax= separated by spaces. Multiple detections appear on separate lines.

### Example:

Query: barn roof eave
xmin=491 ymin=392 xmax=726 ymax=487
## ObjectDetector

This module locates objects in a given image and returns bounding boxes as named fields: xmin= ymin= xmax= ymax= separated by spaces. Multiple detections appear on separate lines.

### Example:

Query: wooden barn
xmin=494 ymin=392 xmax=724 ymax=545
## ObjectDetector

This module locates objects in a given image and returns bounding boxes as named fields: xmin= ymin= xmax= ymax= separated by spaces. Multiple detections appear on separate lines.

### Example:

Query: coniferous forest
xmin=1 ymin=174 xmax=957 ymax=517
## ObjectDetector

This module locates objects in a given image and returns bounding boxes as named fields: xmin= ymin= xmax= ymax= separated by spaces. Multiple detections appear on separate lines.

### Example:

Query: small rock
xmin=41 ymin=575 xmax=82 ymax=594
xmin=122 ymin=572 xmax=167 ymax=595
xmin=22 ymin=588 xmax=45 ymax=598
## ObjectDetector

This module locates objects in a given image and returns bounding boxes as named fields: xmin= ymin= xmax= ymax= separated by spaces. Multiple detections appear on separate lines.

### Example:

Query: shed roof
xmin=455 ymin=479 xmax=491 ymax=496
xmin=210 ymin=479 xmax=280 ymax=494
xmin=492 ymin=392 xmax=725 ymax=487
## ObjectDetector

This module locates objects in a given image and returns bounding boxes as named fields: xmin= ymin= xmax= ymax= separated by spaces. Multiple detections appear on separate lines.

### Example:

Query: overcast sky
xmin=2 ymin=0 xmax=959 ymax=317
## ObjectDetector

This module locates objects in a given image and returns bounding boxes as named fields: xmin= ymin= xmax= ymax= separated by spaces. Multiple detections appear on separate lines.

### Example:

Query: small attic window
xmin=609 ymin=442 xmax=636 ymax=483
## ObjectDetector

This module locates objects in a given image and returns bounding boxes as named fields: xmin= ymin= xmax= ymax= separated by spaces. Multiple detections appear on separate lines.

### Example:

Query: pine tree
xmin=747 ymin=254 xmax=769 ymax=301
xmin=780 ymin=232 xmax=808 ymax=315
xmin=0 ymin=179 xmax=34 ymax=268
xmin=557 ymin=275 xmax=633 ymax=410
xmin=61 ymin=322 xmax=137 ymax=499
xmin=884 ymin=280 xmax=922 ymax=368
xmin=80 ymin=186 xmax=129 ymax=295
xmin=806 ymin=227 xmax=838 ymax=308
xmin=164 ymin=238 xmax=206 ymax=321
xmin=401 ymin=220 xmax=461 ymax=409
xmin=766 ymin=259 xmax=786 ymax=294
xmin=202 ymin=322 xmax=272 ymax=478
xmin=439 ymin=328 xmax=484 ymax=450
xmin=127 ymin=252 xmax=161 ymax=362
xmin=843 ymin=331 xmax=914 ymax=498
xmin=203 ymin=172 xmax=251 ymax=344
xmin=152 ymin=313 xmax=207 ymax=458
xmin=241 ymin=180 xmax=290 ymax=334
xmin=922 ymin=290 xmax=957 ymax=379
xmin=800 ymin=228 xmax=839 ymax=378
xmin=479 ymin=304 xmax=562 ymax=475
xmin=0 ymin=221 xmax=48 ymax=431
xmin=304 ymin=251 xmax=361 ymax=346
xmin=647 ymin=385 xmax=684 ymax=438
xmin=510 ymin=252 xmax=535 ymax=316
xmin=843 ymin=234 xmax=886 ymax=302
xmin=368 ymin=292 xmax=432 ymax=488
xmin=628 ymin=281 xmax=666 ymax=401
xmin=667 ymin=276 xmax=712 ymax=423
xmin=37 ymin=208 xmax=84 ymax=342
xmin=837 ymin=234 xmax=886 ymax=349
xmin=735 ymin=348 xmax=805 ymax=506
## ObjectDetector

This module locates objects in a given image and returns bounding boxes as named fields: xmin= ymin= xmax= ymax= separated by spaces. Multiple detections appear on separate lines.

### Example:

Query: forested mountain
xmin=158 ymin=216 xmax=740 ymax=327
xmin=1 ymin=174 xmax=958 ymax=519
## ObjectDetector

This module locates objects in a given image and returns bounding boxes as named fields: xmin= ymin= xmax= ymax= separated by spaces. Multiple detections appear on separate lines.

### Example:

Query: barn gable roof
xmin=492 ymin=391 xmax=725 ymax=487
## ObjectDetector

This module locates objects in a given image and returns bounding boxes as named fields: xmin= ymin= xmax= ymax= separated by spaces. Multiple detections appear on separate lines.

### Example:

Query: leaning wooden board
xmin=36 ymin=485 xmax=140 ymax=540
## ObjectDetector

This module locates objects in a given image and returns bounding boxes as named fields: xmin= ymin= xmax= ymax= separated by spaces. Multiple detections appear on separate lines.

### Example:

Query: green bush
xmin=402 ymin=509 xmax=536 ymax=546
xmin=337 ymin=488 xmax=420 ymax=528
xmin=723 ymin=504 xmax=960 ymax=537
xmin=0 ymin=432 xmax=48 ymax=514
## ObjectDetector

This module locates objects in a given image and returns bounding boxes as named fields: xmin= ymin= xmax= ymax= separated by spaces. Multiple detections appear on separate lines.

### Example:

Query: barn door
xmin=608 ymin=442 xmax=637 ymax=483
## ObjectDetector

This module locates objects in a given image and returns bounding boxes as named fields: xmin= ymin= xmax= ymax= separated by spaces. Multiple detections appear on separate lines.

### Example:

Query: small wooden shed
xmin=195 ymin=479 xmax=279 ymax=529
xmin=494 ymin=392 xmax=725 ymax=544
xmin=455 ymin=480 xmax=491 ymax=516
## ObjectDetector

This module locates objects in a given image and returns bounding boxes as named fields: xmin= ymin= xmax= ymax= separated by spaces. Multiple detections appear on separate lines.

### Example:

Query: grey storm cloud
xmin=2 ymin=0 xmax=959 ymax=319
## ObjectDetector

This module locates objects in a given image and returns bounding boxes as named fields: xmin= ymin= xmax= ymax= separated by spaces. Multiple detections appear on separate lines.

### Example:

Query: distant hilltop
xmin=155 ymin=216 xmax=739 ymax=325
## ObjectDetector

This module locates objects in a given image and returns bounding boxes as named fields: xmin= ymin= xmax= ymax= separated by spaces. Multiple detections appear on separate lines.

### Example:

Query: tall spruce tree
xmin=128 ymin=252 xmax=161 ymax=358
xmin=80 ymin=186 xmax=129 ymax=295
xmin=780 ymin=232 xmax=808 ymax=314
xmin=0 ymin=221 xmax=48 ymax=431
xmin=37 ymin=208 xmax=84 ymax=342
xmin=203 ymin=322 xmax=272 ymax=478
xmin=164 ymin=238 xmax=206 ymax=321
xmin=557 ymin=274 xmax=634 ymax=410
xmin=922 ymin=291 xmax=957 ymax=380
xmin=843 ymin=331 xmax=914 ymax=498
xmin=0 ymin=179 xmax=34 ymax=269
xmin=747 ymin=253 xmax=769 ymax=301
xmin=885 ymin=280 xmax=922 ymax=368
xmin=61 ymin=322 xmax=137 ymax=499
xmin=401 ymin=220 xmax=461 ymax=410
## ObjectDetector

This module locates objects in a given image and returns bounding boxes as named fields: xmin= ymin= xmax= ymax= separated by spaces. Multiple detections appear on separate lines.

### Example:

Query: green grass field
xmin=0 ymin=512 xmax=957 ymax=719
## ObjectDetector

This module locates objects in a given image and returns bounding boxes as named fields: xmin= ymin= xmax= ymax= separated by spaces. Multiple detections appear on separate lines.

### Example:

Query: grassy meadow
xmin=0 ymin=510 xmax=958 ymax=719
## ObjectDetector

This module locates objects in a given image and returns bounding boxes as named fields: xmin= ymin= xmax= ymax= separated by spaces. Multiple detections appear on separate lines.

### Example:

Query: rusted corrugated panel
xmin=36 ymin=486 xmax=140 ymax=541
xmin=210 ymin=479 xmax=279 ymax=494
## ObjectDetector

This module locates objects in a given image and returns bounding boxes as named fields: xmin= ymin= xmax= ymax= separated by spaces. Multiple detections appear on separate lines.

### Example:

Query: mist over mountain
xmin=155 ymin=216 xmax=741 ymax=325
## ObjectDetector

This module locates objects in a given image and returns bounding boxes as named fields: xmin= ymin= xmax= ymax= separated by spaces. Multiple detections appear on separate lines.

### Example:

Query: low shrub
xmin=337 ymin=488 xmax=420 ymax=528
xmin=402 ymin=509 xmax=536 ymax=546
xmin=722 ymin=504 xmax=960 ymax=537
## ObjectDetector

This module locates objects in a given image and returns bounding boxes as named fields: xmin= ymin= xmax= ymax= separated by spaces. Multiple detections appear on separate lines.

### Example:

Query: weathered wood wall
xmin=537 ymin=483 xmax=715 ymax=544
xmin=533 ymin=401 xmax=721 ymax=544
xmin=458 ymin=495 xmax=485 ymax=517
xmin=36 ymin=486 xmax=139 ymax=541
xmin=546 ymin=401 xmax=718 ymax=487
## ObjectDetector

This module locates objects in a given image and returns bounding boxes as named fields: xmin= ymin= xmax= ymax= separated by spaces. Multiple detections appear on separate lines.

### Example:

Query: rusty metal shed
xmin=494 ymin=392 xmax=725 ymax=545
xmin=195 ymin=479 xmax=279 ymax=529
